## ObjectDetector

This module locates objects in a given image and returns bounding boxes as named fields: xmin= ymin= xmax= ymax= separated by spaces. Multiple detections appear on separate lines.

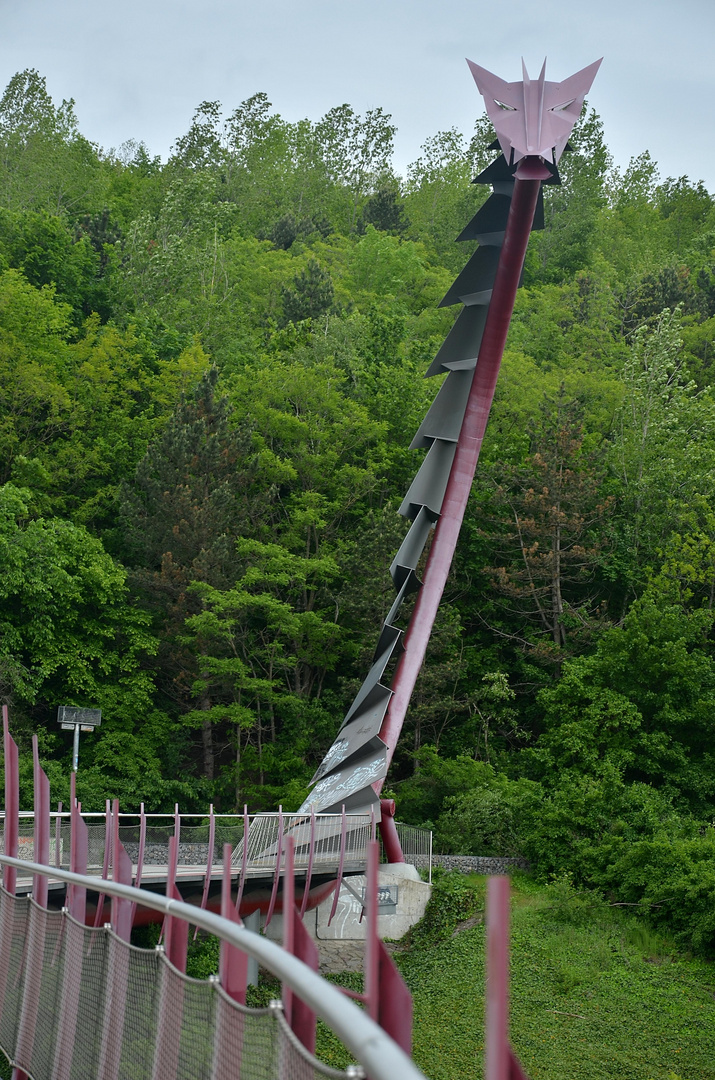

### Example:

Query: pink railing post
xmin=280 ymin=834 xmax=318 ymax=1053
xmin=110 ymin=800 xmax=133 ymax=942
xmin=163 ymin=834 xmax=188 ymax=971
xmin=235 ymin=805 xmax=250 ymax=916
xmin=130 ymin=801 xmax=147 ymax=926
xmin=31 ymin=735 xmax=50 ymax=905
xmin=484 ymin=875 xmax=531 ymax=1079
xmin=485 ymin=876 xmax=510 ymax=1080
xmin=299 ymin=808 xmax=316 ymax=919
xmin=67 ymin=773 xmax=88 ymax=923
xmin=289 ymin=894 xmax=319 ymax=1051
xmin=93 ymin=798 xmax=113 ymax=928
xmin=213 ymin=843 xmax=248 ymax=1080
xmin=0 ymin=708 xmax=23 ymax=1080
xmin=327 ymin=805 xmax=347 ymax=926
xmin=375 ymin=941 xmax=413 ymax=1056
xmin=282 ymin=837 xmax=295 ymax=1025
xmin=152 ymin=833 xmax=186 ymax=1080
xmin=13 ymin=738 xmax=52 ymax=1080
xmin=265 ymin=806 xmax=283 ymax=930
xmin=2 ymin=705 xmax=19 ymax=894
xmin=54 ymin=801 xmax=62 ymax=868
xmin=51 ymin=774 xmax=88 ymax=1080
xmin=195 ymin=803 xmax=215 ymax=940
xmin=364 ymin=840 xmax=380 ymax=1024
xmin=363 ymin=838 xmax=412 ymax=1054
xmin=98 ymin=802 xmax=133 ymax=1080
xmin=219 ymin=842 xmax=247 ymax=1003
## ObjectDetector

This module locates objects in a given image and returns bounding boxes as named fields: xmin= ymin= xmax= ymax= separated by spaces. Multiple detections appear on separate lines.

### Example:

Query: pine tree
xmin=120 ymin=367 xmax=262 ymax=778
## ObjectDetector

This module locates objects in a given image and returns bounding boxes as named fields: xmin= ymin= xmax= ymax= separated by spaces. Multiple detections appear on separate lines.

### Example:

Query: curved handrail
xmin=0 ymin=854 xmax=426 ymax=1080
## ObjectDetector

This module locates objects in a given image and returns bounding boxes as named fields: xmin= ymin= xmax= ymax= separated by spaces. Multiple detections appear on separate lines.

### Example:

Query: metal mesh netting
xmin=0 ymin=889 xmax=355 ymax=1080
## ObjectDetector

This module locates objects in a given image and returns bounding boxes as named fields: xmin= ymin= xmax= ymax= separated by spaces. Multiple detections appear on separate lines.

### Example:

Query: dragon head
xmin=467 ymin=57 xmax=602 ymax=166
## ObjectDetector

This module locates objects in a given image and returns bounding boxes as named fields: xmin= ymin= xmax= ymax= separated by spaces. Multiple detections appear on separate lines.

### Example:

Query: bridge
xmin=3 ymin=806 xmax=431 ymax=922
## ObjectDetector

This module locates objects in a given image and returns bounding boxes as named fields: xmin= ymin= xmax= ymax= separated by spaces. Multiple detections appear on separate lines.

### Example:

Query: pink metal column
xmin=0 ymin=707 xmax=20 ymax=1061
xmin=52 ymin=773 xmax=89 ymax=1080
xmin=377 ymin=799 xmax=404 ymax=864
xmin=485 ymin=876 xmax=510 ymax=1080
xmin=235 ymin=804 xmax=250 ymax=916
xmin=282 ymin=836 xmax=296 ymax=1026
xmin=97 ymin=803 xmax=133 ymax=1080
xmin=195 ymin=802 xmax=216 ymax=938
xmin=376 ymin=170 xmax=544 ymax=784
xmin=110 ymin=800 xmax=133 ymax=942
xmin=214 ymin=843 xmax=248 ymax=1080
xmin=265 ymin=806 xmax=284 ymax=930
xmin=2 ymin=705 xmax=19 ymax=894
xmin=66 ymin=773 xmax=88 ymax=923
xmin=219 ymin=842 xmax=248 ymax=1004
xmin=163 ymin=834 xmax=189 ymax=971
xmin=287 ymin=839 xmax=319 ymax=1054
xmin=93 ymin=798 xmax=113 ymax=928
xmin=484 ymin=875 xmax=530 ymax=1080
xmin=12 ymin=738 xmax=52 ymax=1080
xmin=31 ymin=734 xmax=50 ymax=906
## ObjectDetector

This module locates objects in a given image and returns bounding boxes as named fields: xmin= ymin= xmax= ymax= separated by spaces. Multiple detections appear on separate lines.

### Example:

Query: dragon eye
xmin=550 ymin=98 xmax=575 ymax=112
xmin=494 ymin=99 xmax=517 ymax=111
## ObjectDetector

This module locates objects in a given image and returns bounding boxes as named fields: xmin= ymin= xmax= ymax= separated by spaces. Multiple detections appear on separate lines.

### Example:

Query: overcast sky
xmin=1 ymin=0 xmax=713 ymax=189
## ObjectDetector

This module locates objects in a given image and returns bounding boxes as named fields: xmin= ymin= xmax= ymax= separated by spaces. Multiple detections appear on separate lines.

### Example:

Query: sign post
xmin=57 ymin=707 xmax=102 ymax=771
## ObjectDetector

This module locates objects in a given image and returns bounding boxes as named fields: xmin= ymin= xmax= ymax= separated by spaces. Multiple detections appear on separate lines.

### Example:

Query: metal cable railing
xmin=0 ymin=813 xmax=433 ymax=879
xmin=0 ymin=854 xmax=426 ymax=1080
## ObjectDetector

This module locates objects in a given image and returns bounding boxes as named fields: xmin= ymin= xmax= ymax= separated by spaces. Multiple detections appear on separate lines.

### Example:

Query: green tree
xmin=0 ymin=69 xmax=107 ymax=217
xmin=608 ymin=308 xmax=715 ymax=606
xmin=0 ymin=482 xmax=156 ymax=728
xmin=280 ymin=258 xmax=334 ymax=324
xmin=479 ymin=392 xmax=612 ymax=666
xmin=120 ymin=368 xmax=259 ymax=780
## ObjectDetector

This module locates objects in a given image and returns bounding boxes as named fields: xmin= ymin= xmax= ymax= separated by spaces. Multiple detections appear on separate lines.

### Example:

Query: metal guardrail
xmin=0 ymin=811 xmax=433 ymax=880
xmin=0 ymin=852 xmax=426 ymax=1080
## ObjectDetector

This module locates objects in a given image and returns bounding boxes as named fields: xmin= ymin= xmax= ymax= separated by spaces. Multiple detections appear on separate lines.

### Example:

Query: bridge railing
xmin=0 ymin=850 xmax=425 ymax=1080
xmin=1 ymin=709 xmax=420 ymax=1080
xmin=0 ymin=810 xmax=433 ymax=879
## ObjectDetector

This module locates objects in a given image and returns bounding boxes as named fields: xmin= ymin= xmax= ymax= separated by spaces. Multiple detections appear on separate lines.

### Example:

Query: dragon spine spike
xmin=466 ymin=57 xmax=602 ymax=164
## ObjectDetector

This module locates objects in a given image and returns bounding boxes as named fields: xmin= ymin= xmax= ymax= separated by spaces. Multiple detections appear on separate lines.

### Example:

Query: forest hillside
xmin=2 ymin=69 xmax=715 ymax=954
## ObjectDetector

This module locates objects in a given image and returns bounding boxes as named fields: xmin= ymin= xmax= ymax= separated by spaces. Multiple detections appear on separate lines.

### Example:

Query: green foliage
xmin=281 ymin=258 xmax=334 ymax=325
xmin=406 ymin=871 xmax=484 ymax=947
xmin=0 ymin=482 xmax=155 ymax=713
xmin=3 ymin=68 xmax=715 ymax=968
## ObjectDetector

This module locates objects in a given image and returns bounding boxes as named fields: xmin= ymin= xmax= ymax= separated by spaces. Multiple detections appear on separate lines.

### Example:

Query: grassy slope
xmin=398 ymin=874 xmax=715 ymax=1080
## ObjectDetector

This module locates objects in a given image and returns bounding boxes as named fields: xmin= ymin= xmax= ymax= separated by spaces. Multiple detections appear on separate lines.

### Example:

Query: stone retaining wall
xmin=118 ymin=843 xmax=214 ymax=867
xmin=412 ymin=854 xmax=529 ymax=875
